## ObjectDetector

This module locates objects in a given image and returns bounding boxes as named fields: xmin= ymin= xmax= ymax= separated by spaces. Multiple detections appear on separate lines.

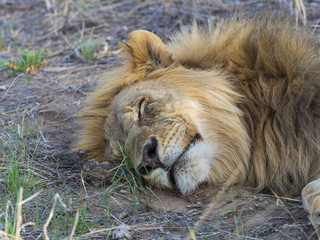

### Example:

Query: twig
xmin=0 ymin=73 xmax=22 ymax=104
xmin=294 ymin=0 xmax=307 ymax=26
xmin=82 ymin=221 xmax=169 ymax=237
xmin=80 ymin=170 xmax=88 ymax=198
xmin=15 ymin=188 xmax=23 ymax=238
xmin=259 ymin=193 xmax=301 ymax=202
xmin=0 ymin=231 xmax=22 ymax=240
xmin=69 ymin=208 xmax=80 ymax=240
xmin=43 ymin=193 xmax=68 ymax=240
xmin=185 ymin=168 xmax=240 ymax=240
xmin=185 ymin=184 xmax=229 ymax=240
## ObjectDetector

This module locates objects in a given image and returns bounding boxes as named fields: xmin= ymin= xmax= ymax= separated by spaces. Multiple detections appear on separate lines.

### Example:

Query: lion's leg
xmin=302 ymin=179 xmax=320 ymax=238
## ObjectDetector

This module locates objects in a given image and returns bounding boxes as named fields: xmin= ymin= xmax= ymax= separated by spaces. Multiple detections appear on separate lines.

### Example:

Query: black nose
xmin=138 ymin=137 xmax=164 ymax=175
xmin=144 ymin=136 xmax=158 ymax=161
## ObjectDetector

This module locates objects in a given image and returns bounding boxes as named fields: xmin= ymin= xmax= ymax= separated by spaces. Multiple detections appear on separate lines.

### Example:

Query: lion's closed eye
xmin=121 ymin=96 xmax=148 ymax=122
xmin=137 ymin=96 xmax=147 ymax=119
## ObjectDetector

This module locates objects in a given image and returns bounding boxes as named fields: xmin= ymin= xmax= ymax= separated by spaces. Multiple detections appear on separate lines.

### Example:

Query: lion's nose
xmin=143 ymin=136 xmax=158 ymax=162
xmin=138 ymin=137 xmax=164 ymax=175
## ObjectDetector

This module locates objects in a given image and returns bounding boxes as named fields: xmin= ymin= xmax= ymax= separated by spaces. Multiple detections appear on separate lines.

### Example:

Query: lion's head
xmin=107 ymin=79 xmax=212 ymax=193
xmin=76 ymin=29 xmax=251 ymax=194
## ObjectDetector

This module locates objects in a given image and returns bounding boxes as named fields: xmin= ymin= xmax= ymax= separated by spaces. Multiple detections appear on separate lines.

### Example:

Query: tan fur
xmin=76 ymin=14 xmax=320 ymax=198
xmin=302 ymin=180 xmax=320 ymax=236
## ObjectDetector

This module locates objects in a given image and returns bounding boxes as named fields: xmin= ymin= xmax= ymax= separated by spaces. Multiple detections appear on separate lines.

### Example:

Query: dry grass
xmin=0 ymin=0 xmax=319 ymax=239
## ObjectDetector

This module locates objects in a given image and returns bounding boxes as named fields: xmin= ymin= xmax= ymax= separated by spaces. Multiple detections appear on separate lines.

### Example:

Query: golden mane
xmin=167 ymin=15 xmax=320 ymax=195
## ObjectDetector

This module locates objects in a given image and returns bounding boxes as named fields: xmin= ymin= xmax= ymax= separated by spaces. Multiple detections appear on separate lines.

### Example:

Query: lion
xmin=76 ymin=14 xmax=320 ymax=236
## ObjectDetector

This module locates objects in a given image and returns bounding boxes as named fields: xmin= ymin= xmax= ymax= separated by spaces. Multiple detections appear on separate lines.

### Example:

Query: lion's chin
xmin=145 ymin=168 xmax=175 ymax=189
xmin=145 ymin=141 xmax=214 ymax=195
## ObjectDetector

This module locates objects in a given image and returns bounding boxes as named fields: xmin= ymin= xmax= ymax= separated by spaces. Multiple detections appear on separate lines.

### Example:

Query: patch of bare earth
xmin=0 ymin=0 xmax=319 ymax=239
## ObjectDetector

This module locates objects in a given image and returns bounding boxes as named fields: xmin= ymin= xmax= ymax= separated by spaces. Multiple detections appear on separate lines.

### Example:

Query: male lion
xmin=76 ymin=14 xmax=320 ymax=236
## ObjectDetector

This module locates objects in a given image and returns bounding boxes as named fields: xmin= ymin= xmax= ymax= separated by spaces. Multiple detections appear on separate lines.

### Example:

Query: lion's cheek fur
xmin=145 ymin=168 xmax=174 ymax=189
xmin=174 ymin=141 xmax=214 ymax=194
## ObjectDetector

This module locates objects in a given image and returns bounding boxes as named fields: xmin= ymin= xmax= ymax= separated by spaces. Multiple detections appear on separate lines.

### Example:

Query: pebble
xmin=187 ymin=201 xmax=202 ymax=208
xmin=117 ymin=211 xmax=128 ymax=220
xmin=112 ymin=224 xmax=132 ymax=239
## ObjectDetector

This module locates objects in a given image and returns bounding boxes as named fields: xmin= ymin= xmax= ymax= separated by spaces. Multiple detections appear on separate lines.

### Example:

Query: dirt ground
xmin=1 ymin=0 xmax=320 ymax=239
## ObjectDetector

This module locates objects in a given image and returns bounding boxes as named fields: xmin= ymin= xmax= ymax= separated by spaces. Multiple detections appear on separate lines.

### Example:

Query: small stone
xmin=117 ymin=211 xmax=128 ymax=220
xmin=187 ymin=201 xmax=202 ymax=208
xmin=112 ymin=224 xmax=132 ymax=239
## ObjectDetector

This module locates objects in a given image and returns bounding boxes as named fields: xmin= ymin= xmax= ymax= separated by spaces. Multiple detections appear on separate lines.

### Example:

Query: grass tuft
xmin=102 ymin=138 xmax=147 ymax=213
xmin=1 ymin=111 xmax=41 ymax=202
xmin=0 ymin=111 xmax=43 ymax=238
xmin=70 ymin=204 xmax=96 ymax=232
xmin=0 ymin=48 xmax=49 ymax=74
xmin=76 ymin=38 xmax=102 ymax=62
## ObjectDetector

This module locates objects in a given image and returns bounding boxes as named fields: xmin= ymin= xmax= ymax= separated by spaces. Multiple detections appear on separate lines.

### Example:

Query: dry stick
xmin=294 ymin=0 xmax=307 ymax=26
xmin=59 ymin=32 xmax=87 ymax=63
xmin=43 ymin=193 xmax=68 ymax=240
xmin=44 ymin=0 xmax=52 ymax=10
xmin=15 ymin=190 xmax=42 ymax=239
xmin=0 ymin=231 xmax=22 ymax=240
xmin=80 ymin=170 xmax=88 ymax=198
xmin=62 ymin=0 xmax=70 ymax=29
xmin=5 ymin=201 xmax=10 ymax=236
xmin=185 ymin=170 xmax=240 ymax=240
xmin=147 ymin=187 xmax=167 ymax=213
xmin=15 ymin=188 xmax=23 ymax=239
xmin=44 ymin=0 xmax=53 ymax=27
xmin=312 ymin=18 xmax=320 ymax=34
xmin=185 ymin=184 xmax=229 ymax=240
xmin=19 ymin=190 xmax=42 ymax=206
xmin=80 ymin=17 xmax=85 ymax=43
xmin=69 ymin=208 xmax=80 ymax=240
xmin=0 ymin=73 xmax=22 ymax=104
xmin=259 ymin=193 xmax=301 ymax=202
xmin=59 ymin=32 xmax=74 ymax=49
xmin=68 ymin=171 xmax=84 ymax=239
xmin=52 ymin=0 xmax=58 ymax=29
xmin=82 ymin=221 xmax=169 ymax=237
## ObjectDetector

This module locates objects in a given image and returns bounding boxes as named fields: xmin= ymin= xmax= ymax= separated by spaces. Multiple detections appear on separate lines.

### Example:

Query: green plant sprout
xmin=0 ymin=48 xmax=48 ymax=74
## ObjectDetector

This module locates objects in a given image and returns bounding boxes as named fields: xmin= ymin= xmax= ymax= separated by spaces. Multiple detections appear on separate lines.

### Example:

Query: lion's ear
xmin=119 ymin=30 xmax=173 ymax=72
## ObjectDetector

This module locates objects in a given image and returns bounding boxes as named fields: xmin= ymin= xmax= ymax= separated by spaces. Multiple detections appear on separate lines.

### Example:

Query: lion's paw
xmin=302 ymin=179 xmax=320 ymax=238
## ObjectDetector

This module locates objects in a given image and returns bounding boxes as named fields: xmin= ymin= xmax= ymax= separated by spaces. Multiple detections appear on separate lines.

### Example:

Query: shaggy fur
xmin=76 ymin=14 xmax=320 ymax=197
